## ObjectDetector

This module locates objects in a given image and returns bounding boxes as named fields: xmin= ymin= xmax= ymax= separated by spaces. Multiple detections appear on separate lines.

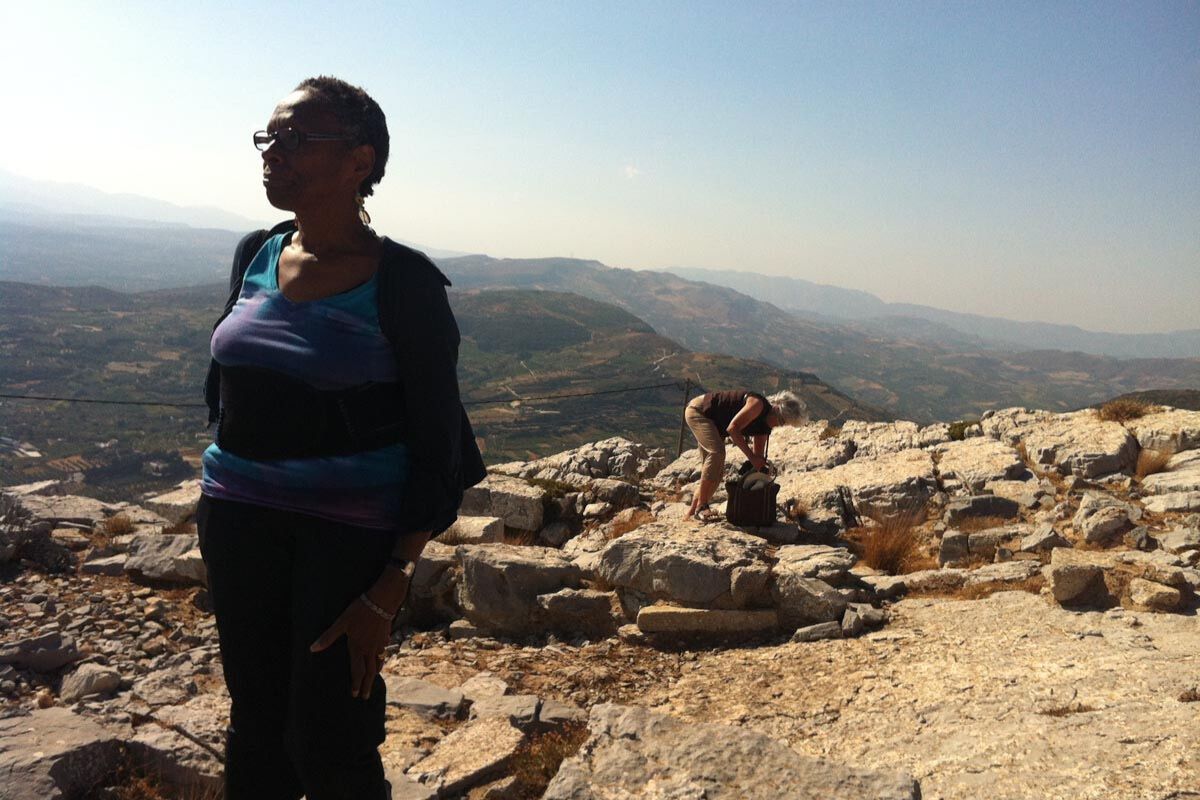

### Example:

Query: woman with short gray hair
xmin=684 ymin=389 xmax=807 ymax=521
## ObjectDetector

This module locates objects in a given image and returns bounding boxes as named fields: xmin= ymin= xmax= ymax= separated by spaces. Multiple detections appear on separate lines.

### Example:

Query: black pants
xmin=197 ymin=495 xmax=396 ymax=800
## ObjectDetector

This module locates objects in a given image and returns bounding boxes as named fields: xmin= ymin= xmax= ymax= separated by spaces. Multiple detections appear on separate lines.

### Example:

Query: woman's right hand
xmin=749 ymin=454 xmax=768 ymax=471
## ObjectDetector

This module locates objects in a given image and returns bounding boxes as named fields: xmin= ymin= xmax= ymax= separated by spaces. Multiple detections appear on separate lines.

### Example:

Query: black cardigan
xmin=203 ymin=223 xmax=486 ymax=536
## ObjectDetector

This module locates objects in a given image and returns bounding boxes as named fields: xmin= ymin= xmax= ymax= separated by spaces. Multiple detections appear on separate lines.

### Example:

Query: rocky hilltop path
xmin=2 ymin=407 xmax=1199 ymax=798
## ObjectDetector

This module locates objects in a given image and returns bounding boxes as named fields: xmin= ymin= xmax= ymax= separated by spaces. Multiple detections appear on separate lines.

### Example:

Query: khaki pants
xmin=685 ymin=400 xmax=726 ymax=484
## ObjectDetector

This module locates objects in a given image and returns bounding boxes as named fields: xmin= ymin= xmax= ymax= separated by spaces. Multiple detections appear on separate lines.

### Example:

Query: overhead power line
xmin=0 ymin=380 xmax=686 ymax=411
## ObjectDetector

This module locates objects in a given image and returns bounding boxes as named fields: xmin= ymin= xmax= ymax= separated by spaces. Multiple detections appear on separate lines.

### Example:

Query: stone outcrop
xmin=493 ymin=436 xmax=667 ymax=483
xmin=593 ymin=522 xmax=772 ymax=609
xmin=934 ymin=437 xmax=1026 ymax=493
xmin=1021 ymin=411 xmax=1138 ymax=478
xmin=543 ymin=704 xmax=921 ymax=800
xmin=459 ymin=474 xmax=546 ymax=532
xmin=775 ymin=448 xmax=936 ymax=531
xmin=1126 ymin=408 xmax=1200 ymax=453
xmin=456 ymin=544 xmax=582 ymax=635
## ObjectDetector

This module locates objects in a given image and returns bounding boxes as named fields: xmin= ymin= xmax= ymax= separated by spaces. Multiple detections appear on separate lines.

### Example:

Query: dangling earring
xmin=356 ymin=194 xmax=372 ymax=226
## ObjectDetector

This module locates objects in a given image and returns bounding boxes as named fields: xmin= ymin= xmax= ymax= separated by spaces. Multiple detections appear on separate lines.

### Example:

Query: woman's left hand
xmin=310 ymin=596 xmax=394 ymax=700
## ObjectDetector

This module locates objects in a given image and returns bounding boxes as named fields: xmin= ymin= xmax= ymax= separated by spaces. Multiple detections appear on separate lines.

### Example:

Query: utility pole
xmin=676 ymin=378 xmax=692 ymax=457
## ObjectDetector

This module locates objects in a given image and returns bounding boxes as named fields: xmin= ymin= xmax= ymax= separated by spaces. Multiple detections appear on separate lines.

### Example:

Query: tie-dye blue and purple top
xmin=201 ymin=233 xmax=408 ymax=530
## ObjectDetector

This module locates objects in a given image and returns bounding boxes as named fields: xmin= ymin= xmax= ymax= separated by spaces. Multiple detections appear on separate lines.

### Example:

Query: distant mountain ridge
xmin=666 ymin=267 xmax=1200 ymax=360
xmin=438 ymin=255 xmax=1200 ymax=423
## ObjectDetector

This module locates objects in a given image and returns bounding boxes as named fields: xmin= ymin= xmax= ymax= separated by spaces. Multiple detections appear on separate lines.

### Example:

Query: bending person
xmin=684 ymin=389 xmax=806 ymax=521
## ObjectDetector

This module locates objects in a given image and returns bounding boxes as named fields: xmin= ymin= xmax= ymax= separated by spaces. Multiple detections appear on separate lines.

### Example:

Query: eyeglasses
xmin=253 ymin=128 xmax=354 ymax=152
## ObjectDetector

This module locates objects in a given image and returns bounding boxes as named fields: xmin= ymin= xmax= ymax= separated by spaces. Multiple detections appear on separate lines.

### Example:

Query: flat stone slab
xmin=438 ymin=515 xmax=503 ymax=545
xmin=935 ymin=438 xmax=1026 ymax=493
xmin=636 ymin=606 xmax=779 ymax=635
xmin=406 ymin=716 xmax=524 ymax=797
xmin=1140 ymin=448 xmax=1200 ymax=492
xmin=386 ymin=676 xmax=466 ymax=719
xmin=124 ymin=534 xmax=203 ymax=583
xmin=1143 ymin=491 xmax=1200 ymax=514
xmin=543 ymin=704 xmax=920 ymax=800
xmin=141 ymin=479 xmax=201 ymax=524
xmin=0 ymin=707 xmax=126 ymax=800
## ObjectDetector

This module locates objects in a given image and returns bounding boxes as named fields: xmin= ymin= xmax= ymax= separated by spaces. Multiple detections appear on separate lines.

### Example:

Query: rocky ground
xmin=2 ymin=409 xmax=1199 ymax=799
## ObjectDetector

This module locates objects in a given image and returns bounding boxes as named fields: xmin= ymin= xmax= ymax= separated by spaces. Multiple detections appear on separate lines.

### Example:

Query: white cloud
xmin=622 ymin=164 xmax=641 ymax=180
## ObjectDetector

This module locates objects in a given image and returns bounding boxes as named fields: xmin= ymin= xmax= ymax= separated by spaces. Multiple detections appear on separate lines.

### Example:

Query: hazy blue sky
xmin=3 ymin=1 xmax=1197 ymax=333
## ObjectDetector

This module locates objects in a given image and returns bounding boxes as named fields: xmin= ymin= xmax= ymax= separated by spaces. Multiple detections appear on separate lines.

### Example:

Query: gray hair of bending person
xmin=767 ymin=391 xmax=807 ymax=425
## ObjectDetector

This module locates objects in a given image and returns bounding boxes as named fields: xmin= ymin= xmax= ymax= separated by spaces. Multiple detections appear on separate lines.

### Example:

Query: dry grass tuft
xmin=1097 ymin=398 xmax=1158 ymax=423
xmin=101 ymin=514 xmax=136 ymax=537
xmin=503 ymin=528 xmax=538 ymax=546
xmin=603 ymin=508 xmax=655 ymax=541
xmin=818 ymin=423 xmax=842 ymax=440
xmin=1038 ymin=702 xmax=1096 ymax=717
xmin=508 ymin=723 xmax=590 ymax=797
xmin=848 ymin=507 xmax=927 ymax=575
xmin=1135 ymin=446 xmax=1174 ymax=481
xmin=956 ymin=576 xmax=1045 ymax=600
xmin=100 ymin=745 xmax=222 ymax=800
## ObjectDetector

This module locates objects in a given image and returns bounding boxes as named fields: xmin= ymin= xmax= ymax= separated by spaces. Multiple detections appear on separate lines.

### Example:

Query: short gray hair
xmin=767 ymin=391 xmax=807 ymax=425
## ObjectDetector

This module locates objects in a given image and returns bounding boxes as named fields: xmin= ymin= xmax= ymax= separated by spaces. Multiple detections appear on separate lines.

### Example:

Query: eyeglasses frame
xmin=253 ymin=128 xmax=356 ymax=152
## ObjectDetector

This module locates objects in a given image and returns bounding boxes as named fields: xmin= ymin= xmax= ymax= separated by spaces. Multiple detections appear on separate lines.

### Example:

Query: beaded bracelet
xmin=358 ymin=593 xmax=394 ymax=621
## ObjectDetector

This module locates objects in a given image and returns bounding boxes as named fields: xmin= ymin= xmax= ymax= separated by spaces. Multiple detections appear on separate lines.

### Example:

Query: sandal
xmin=695 ymin=507 xmax=723 ymax=524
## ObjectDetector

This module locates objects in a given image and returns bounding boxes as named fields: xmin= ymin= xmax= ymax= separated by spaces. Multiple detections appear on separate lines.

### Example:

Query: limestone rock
xmin=467 ymin=694 xmax=541 ymax=730
xmin=1072 ymin=492 xmax=1138 ymax=544
xmin=0 ymin=706 xmax=123 ymax=800
xmin=124 ymin=534 xmax=204 ymax=584
xmin=964 ymin=560 xmax=1042 ymax=587
xmin=1127 ymin=578 xmax=1183 ymax=612
xmin=81 ymin=554 xmax=127 ymax=576
xmin=1141 ymin=449 xmax=1200 ymax=495
xmin=141 ymin=479 xmax=201 ymax=524
xmin=492 ymin=437 xmax=667 ymax=483
xmin=1157 ymin=527 xmax=1200 ymax=555
xmin=839 ymin=420 xmax=947 ymax=457
xmin=1020 ymin=523 xmax=1071 ymax=553
xmin=1142 ymin=492 xmax=1200 ymax=514
xmin=459 ymin=673 xmax=509 ymax=702
xmin=459 ymin=474 xmax=545 ymax=532
xmin=385 ymin=676 xmax=465 ymax=719
xmin=773 ymin=544 xmax=857 ymax=583
xmin=775 ymin=448 xmax=937 ymax=532
xmin=59 ymin=663 xmax=121 ymax=703
xmin=438 ymin=516 xmax=504 ymax=545
xmin=535 ymin=588 xmax=619 ymax=637
xmin=407 ymin=716 xmax=525 ymax=797
xmin=1126 ymin=408 xmax=1200 ymax=453
xmin=943 ymin=494 xmax=1021 ymax=526
xmin=456 ymin=544 xmax=581 ymax=635
xmin=1047 ymin=548 xmax=1109 ymax=606
xmin=0 ymin=632 xmax=81 ymax=672
xmin=935 ymin=438 xmax=1026 ymax=493
xmin=770 ymin=574 xmax=848 ymax=628
xmin=791 ymin=621 xmax=843 ymax=642
xmin=1020 ymin=411 xmax=1138 ymax=478
xmin=406 ymin=541 xmax=461 ymax=625
xmin=636 ymin=606 xmax=779 ymax=635
xmin=594 ymin=522 xmax=771 ymax=608
xmin=543 ymin=704 xmax=920 ymax=800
